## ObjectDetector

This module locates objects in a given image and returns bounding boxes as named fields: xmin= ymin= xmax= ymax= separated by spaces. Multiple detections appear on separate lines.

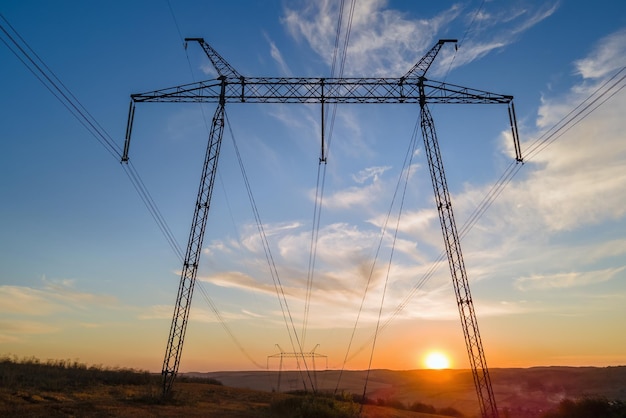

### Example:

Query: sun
xmin=424 ymin=351 xmax=450 ymax=369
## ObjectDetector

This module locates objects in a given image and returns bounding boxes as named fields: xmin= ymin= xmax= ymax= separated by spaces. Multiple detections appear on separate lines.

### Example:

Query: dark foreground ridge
xmin=1 ymin=357 xmax=625 ymax=417
xmin=0 ymin=356 xmax=454 ymax=417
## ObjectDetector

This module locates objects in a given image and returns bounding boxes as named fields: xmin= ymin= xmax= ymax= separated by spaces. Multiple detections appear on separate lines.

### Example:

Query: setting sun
xmin=424 ymin=352 xmax=450 ymax=369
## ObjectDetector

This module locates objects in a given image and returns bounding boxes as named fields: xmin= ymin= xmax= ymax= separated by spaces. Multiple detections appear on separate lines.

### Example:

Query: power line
xmin=0 ymin=13 xmax=185 ymax=263
xmin=0 ymin=14 xmax=122 ymax=160
xmin=302 ymin=0 xmax=356 ymax=348
xmin=335 ymin=117 xmax=422 ymax=390
xmin=442 ymin=0 xmax=485 ymax=81
xmin=2 ymin=10 xmax=270 ymax=374
xmin=346 ymin=65 xmax=625 ymax=362
xmin=162 ymin=3 xmax=274 ymax=373
xmin=524 ymin=66 xmax=626 ymax=161
xmin=225 ymin=112 xmax=316 ymax=392
xmin=360 ymin=113 xmax=420 ymax=408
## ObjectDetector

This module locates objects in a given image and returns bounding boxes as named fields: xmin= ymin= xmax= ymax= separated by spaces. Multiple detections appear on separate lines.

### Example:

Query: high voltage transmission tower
xmin=122 ymin=37 xmax=522 ymax=418
xmin=267 ymin=344 xmax=328 ymax=392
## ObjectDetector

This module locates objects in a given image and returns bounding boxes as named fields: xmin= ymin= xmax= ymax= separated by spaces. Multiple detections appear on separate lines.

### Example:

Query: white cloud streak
xmin=264 ymin=32 xmax=292 ymax=76
xmin=198 ymin=25 xmax=626 ymax=328
xmin=515 ymin=267 xmax=625 ymax=291
xmin=282 ymin=0 xmax=559 ymax=76
xmin=0 ymin=279 xmax=117 ymax=317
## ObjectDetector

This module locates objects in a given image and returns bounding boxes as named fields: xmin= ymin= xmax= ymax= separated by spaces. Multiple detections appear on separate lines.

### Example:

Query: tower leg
xmin=161 ymin=100 xmax=226 ymax=397
xmin=420 ymin=103 xmax=499 ymax=418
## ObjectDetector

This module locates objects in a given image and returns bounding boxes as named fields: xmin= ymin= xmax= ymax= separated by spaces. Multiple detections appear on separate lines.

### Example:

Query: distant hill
xmin=3 ymin=357 xmax=624 ymax=417
xmin=190 ymin=366 xmax=626 ymax=417
xmin=0 ymin=357 xmax=452 ymax=417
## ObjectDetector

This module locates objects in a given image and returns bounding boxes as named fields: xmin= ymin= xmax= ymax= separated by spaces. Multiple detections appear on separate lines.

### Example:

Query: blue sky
xmin=1 ymin=0 xmax=625 ymax=373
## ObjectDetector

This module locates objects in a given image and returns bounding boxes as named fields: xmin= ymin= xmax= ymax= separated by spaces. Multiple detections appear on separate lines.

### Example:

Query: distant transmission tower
xmin=267 ymin=344 xmax=328 ymax=392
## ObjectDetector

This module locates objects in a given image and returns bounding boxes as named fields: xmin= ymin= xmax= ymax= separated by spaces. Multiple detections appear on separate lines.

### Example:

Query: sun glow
xmin=424 ymin=351 xmax=450 ymax=369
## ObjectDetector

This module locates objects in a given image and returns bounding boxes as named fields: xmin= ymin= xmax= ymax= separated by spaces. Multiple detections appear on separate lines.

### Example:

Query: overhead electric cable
xmin=302 ymin=0 xmax=355 ymax=348
xmin=0 ymin=14 xmax=122 ymax=160
xmin=335 ymin=117 xmax=421 ymax=392
xmin=163 ymin=3 xmax=273 ymax=373
xmin=2 ymin=11 xmax=269 ymax=373
xmin=346 ymin=66 xmax=625 ymax=361
xmin=196 ymin=282 xmax=266 ymax=369
xmin=360 ymin=117 xmax=419 ymax=409
xmin=524 ymin=66 xmax=626 ymax=161
xmin=225 ymin=113 xmax=316 ymax=392
xmin=123 ymin=162 xmax=185 ymax=262
xmin=0 ymin=13 xmax=186 ymax=264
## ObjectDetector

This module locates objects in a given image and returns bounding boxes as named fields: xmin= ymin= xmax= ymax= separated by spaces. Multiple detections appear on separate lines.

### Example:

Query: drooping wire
xmin=325 ymin=0 xmax=356 ymax=154
xmin=301 ymin=0 xmax=355 ymax=348
xmin=345 ymin=160 xmax=522 ymax=362
xmin=124 ymin=161 xmax=184 ymax=262
xmin=0 ymin=14 xmax=122 ymax=160
xmin=345 ymin=65 xmax=625 ymax=362
xmin=301 ymin=0 xmax=346 ymax=345
xmin=359 ymin=115 xmax=420 ymax=411
xmin=225 ymin=112 xmax=316 ymax=392
xmin=329 ymin=0 xmax=346 ymax=78
xmin=442 ymin=0 xmax=486 ymax=81
xmin=524 ymin=66 xmax=626 ymax=161
xmin=343 ymin=1 xmax=484 ymax=392
xmin=196 ymin=282 xmax=266 ymax=369
xmin=335 ymin=116 xmax=422 ymax=392
xmin=164 ymin=0 xmax=278 ymax=372
xmin=1 ymin=10 xmax=267 ymax=372
xmin=0 ymin=12 xmax=186 ymax=262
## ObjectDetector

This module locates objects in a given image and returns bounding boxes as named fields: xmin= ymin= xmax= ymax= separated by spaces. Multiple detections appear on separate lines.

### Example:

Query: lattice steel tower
xmin=122 ymin=38 xmax=522 ymax=417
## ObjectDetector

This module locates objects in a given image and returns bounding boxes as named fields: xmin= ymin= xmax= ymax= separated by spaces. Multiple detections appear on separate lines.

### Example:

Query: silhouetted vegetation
xmin=541 ymin=396 xmax=626 ymax=418
xmin=277 ymin=390 xmax=466 ymax=417
xmin=371 ymin=395 xmax=464 ymax=417
xmin=0 ymin=355 xmax=156 ymax=390
xmin=0 ymin=355 xmax=222 ymax=391
xmin=271 ymin=391 xmax=360 ymax=418
xmin=408 ymin=400 xmax=437 ymax=413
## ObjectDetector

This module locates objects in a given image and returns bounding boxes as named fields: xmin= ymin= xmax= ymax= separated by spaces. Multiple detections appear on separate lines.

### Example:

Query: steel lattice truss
xmin=130 ymin=77 xmax=513 ymax=105
xmin=124 ymin=38 xmax=522 ymax=418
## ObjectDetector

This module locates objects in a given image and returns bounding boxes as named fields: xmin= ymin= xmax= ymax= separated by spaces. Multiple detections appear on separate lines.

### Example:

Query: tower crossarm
xmin=130 ymin=77 xmax=514 ymax=105
xmin=184 ymin=38 xmax=241 ymax=79
xmin=403 ymin=39 xmax=457 ymax=79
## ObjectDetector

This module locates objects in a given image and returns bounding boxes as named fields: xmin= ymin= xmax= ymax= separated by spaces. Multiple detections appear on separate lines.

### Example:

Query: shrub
xmin=409 ymin=401 xmax=437 ymax=413
xmin=541 ymin=396 xmax=626 ymax=418
xmin=438 ymin=406 xmax=465 ymax=417
xmin=0 ymin=356 xmax=155 ymax=391
xmin=271 ymin=393 xmax=360 ymax=418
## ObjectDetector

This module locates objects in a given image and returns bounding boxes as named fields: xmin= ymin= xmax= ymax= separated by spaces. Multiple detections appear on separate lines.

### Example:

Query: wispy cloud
xmin=574 ymin=27 xmax=626 ymax=79
xmin=201 ymin=25 xmax=626 ymax=327
xmin=263 ymin=32 xmax=292 ymax=76
xmin=0 ymin=279 xmax=117 ymax=317
xmin=283 ymin=0 xmax=461 ymax=76
xmin=352 ymin=165 xmax=390 ymax=183
xmin=282 ymin=1 xmax=559 ymax=76
xmin=515 ymin=267 xmax=625 ymax=291
xmin=0 ymin=279 xmax=121 ymax=342
xmin=440 ymin=1 xmax=559 ymax=73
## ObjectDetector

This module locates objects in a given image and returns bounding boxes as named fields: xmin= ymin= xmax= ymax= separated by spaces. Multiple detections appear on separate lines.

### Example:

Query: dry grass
xmin=0 ymin=356 xmax=451 ymax=417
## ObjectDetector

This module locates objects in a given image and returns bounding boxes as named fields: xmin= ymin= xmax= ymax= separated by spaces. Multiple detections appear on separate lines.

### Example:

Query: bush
xmin=271 ymin=393 xmax=360 ymax=418
xmin=541 ymin=396 xmax=626 ymax=418
xmin=0 ymin=355 xmax=155 ymax=391
xmin=376 ymin=397 xmax=406 ymax=410
xmin=409 ymin=401 xmax=436 ymax=413
xmin=438 ymin=406 xmax=465 ymax=417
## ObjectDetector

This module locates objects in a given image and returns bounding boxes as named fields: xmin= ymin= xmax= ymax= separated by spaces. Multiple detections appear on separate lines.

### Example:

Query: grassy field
xmin=5 ymin=357 xmax=622 ymax=417
xmin=0 ymin=357 xmax=453 ymax=417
